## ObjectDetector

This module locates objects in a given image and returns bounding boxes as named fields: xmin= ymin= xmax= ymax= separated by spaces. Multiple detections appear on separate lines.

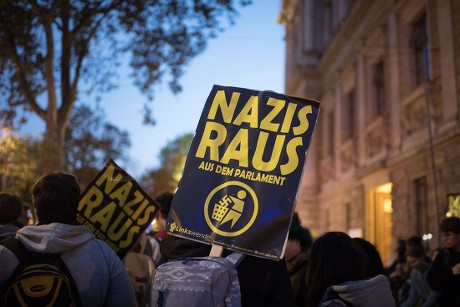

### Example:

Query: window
xmin=286 ymin=17 xmax=300 ymax=80
xmin=327 ymin=110 xmax=335 ymax=156
xmin=371 ymin=61 xmax=385 ymax=119
xmin=323 ymin=0 xmax=333 ymax=36
xmin=345 ymin=202 xmax=351 ymax=231
xmin=414 ymin=177 xmax=428 ymax=235
xmin=342 ymin=90 xmax=355 ymax=141
xmin=410 ymin=13 xmax=429 ymax=86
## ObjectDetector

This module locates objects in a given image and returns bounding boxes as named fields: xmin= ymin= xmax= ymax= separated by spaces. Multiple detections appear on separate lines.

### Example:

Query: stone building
xmin=280 ymin=0 xmax=460 ymax=264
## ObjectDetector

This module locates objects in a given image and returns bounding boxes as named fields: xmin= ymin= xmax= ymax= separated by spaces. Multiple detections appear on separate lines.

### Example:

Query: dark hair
xmin=352 ymin=237 xmax=384 ymax=278
xmin=155 ymin=191 xmax=174 ymax=216
xmin=288 ymin=213 xmax=313 ymax=249
xmin=405 ymin=245 xmax=426 ymax=259
xmin=406 ymin=235 xmax=423 ymax=248
xmin=306 ymin=232 xmax=367 ymax=307
xmin=440 ymin=217 xmax=460 ymax=234
xmin=32 ymin=172 xmax=81 ymax=225
xmin=0 ymin=193 xmax=23 ymax=224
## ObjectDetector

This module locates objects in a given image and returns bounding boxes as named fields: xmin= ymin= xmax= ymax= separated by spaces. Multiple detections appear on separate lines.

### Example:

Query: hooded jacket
xmin=319 ymin=274 xmax=395 ymax=307
xmin=427 ymin=248 xmax=460 ymax=307
xmin=0 ymin=223 xmax=135 ymax=307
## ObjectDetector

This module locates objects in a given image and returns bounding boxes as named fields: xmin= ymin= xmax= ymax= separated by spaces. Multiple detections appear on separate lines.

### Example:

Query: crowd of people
xmin=1 ymin=172 xmax=460 ymax=306
xmin=0 ymin=173 xmax=135 ymax=306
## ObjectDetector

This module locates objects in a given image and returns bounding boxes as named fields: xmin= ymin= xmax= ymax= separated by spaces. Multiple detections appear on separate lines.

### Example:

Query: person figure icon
xmin=221 ymin=190 xmax=246 ymax=228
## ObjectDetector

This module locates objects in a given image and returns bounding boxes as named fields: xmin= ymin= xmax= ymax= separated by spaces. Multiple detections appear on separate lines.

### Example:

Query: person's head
xmin=32 ymin=172 xmax=81 ymax=225
xmin=154 ymin=191 xmax=174 ymax=229
xmin=405 ymin=245 xmax=429 ymax=272
xmin=406 ymin=235 xmax=423 ymax=248
xmin=306 ymin=232 xmax=367 ymax=307
xmin=352 ymin=237 xmax=384 ymax=278
xmin=285 ymin=213 xmax=312 ymax=261
xmin=440 ymin=217 xmax=460 ymax=251
xmin=0 ymin=193 xmax=23 ymax=225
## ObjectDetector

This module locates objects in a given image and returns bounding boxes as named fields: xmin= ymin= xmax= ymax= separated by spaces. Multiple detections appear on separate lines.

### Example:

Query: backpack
xmin=150 ymin=252 xmax=245 ymax=307
xmin=0 ymin=237 xmax=82 ymax=307
xmin=123 ymin=234 xmax=156 ymax=306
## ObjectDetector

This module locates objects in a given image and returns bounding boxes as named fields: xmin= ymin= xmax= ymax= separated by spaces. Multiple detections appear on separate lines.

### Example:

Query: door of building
xmin=369 ymin=183 xmax=393 ymax=265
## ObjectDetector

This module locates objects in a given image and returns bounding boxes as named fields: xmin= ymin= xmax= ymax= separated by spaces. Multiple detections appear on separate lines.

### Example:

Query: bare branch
xmin=1 ymin=22 xmax=45 ymax=119
xmin=71 ymin=0 xmax=124 ymax=35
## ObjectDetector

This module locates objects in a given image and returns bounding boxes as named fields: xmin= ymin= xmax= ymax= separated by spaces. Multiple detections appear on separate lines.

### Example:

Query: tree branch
xmin=58 ymin=0 xmax=72 ymax=133
xmin=0 ymin=20 xmax=46 ymax=119
xmin=29 ymin=0 xmax=58 ymax=25
xmin=60 ymin=1 xmax=125 ymax=129
xmin=72 ymin=0 xmax=124 ymax=35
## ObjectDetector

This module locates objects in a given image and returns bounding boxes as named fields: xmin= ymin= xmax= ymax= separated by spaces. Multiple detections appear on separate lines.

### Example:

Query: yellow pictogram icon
xmin=212 ymin=190 xmax=247 ymax=228
xmin=204 ymin=181 xmax=258 ymax=237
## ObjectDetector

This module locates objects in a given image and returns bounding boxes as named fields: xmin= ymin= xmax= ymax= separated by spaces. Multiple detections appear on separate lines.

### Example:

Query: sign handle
xmin=209 ymin=244 xmax=224 ymax=257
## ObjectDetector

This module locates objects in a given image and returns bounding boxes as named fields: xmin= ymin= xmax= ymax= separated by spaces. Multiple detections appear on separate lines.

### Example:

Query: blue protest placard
xmin=166 ymin=85 xmax=320 ymax=259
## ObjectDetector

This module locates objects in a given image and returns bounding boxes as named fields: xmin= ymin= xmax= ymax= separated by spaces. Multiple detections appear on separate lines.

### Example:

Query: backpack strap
xmin=0 ymin=236 xmax=64 ymax=261
xmin=0 ymin=237 xmax=83 ymax=307
xmin=226 ymin=252 xmax=246 ymax=267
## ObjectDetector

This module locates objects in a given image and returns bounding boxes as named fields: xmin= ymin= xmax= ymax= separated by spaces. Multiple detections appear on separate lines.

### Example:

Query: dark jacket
xmin=427 ymin=248 xmax=460 ymax=307
xmin=159 ymin=236 xmax=295 ymax=307
xmin=286 ymin=250 xmax=309 ymax=306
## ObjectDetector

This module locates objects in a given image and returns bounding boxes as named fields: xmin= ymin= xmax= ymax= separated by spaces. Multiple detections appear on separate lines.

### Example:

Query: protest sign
xmin=448 ymin=193 xmax=460 ymax=217
xmin=78 ymin=159 xmax=158 ymax=259
xmin=166 ymin=85 xmax=320 ymax=259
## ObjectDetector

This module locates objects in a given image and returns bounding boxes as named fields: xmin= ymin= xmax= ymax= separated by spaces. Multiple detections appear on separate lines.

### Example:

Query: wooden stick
xmin=209 ymin=244 xmax=224 ymax=257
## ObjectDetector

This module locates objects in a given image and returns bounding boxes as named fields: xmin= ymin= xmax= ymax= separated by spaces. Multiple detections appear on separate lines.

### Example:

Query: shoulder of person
xmin=91 ymin=238 xmax=123 ymax=261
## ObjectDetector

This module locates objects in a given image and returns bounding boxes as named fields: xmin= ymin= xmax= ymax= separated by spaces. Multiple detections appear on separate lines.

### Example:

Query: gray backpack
xmin=151 ymin=253 xmax=245 ymax=307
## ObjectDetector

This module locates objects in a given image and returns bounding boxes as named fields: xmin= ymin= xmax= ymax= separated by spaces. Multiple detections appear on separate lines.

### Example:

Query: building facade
xmin=280 ymin=0 xmax=460 ymax=264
